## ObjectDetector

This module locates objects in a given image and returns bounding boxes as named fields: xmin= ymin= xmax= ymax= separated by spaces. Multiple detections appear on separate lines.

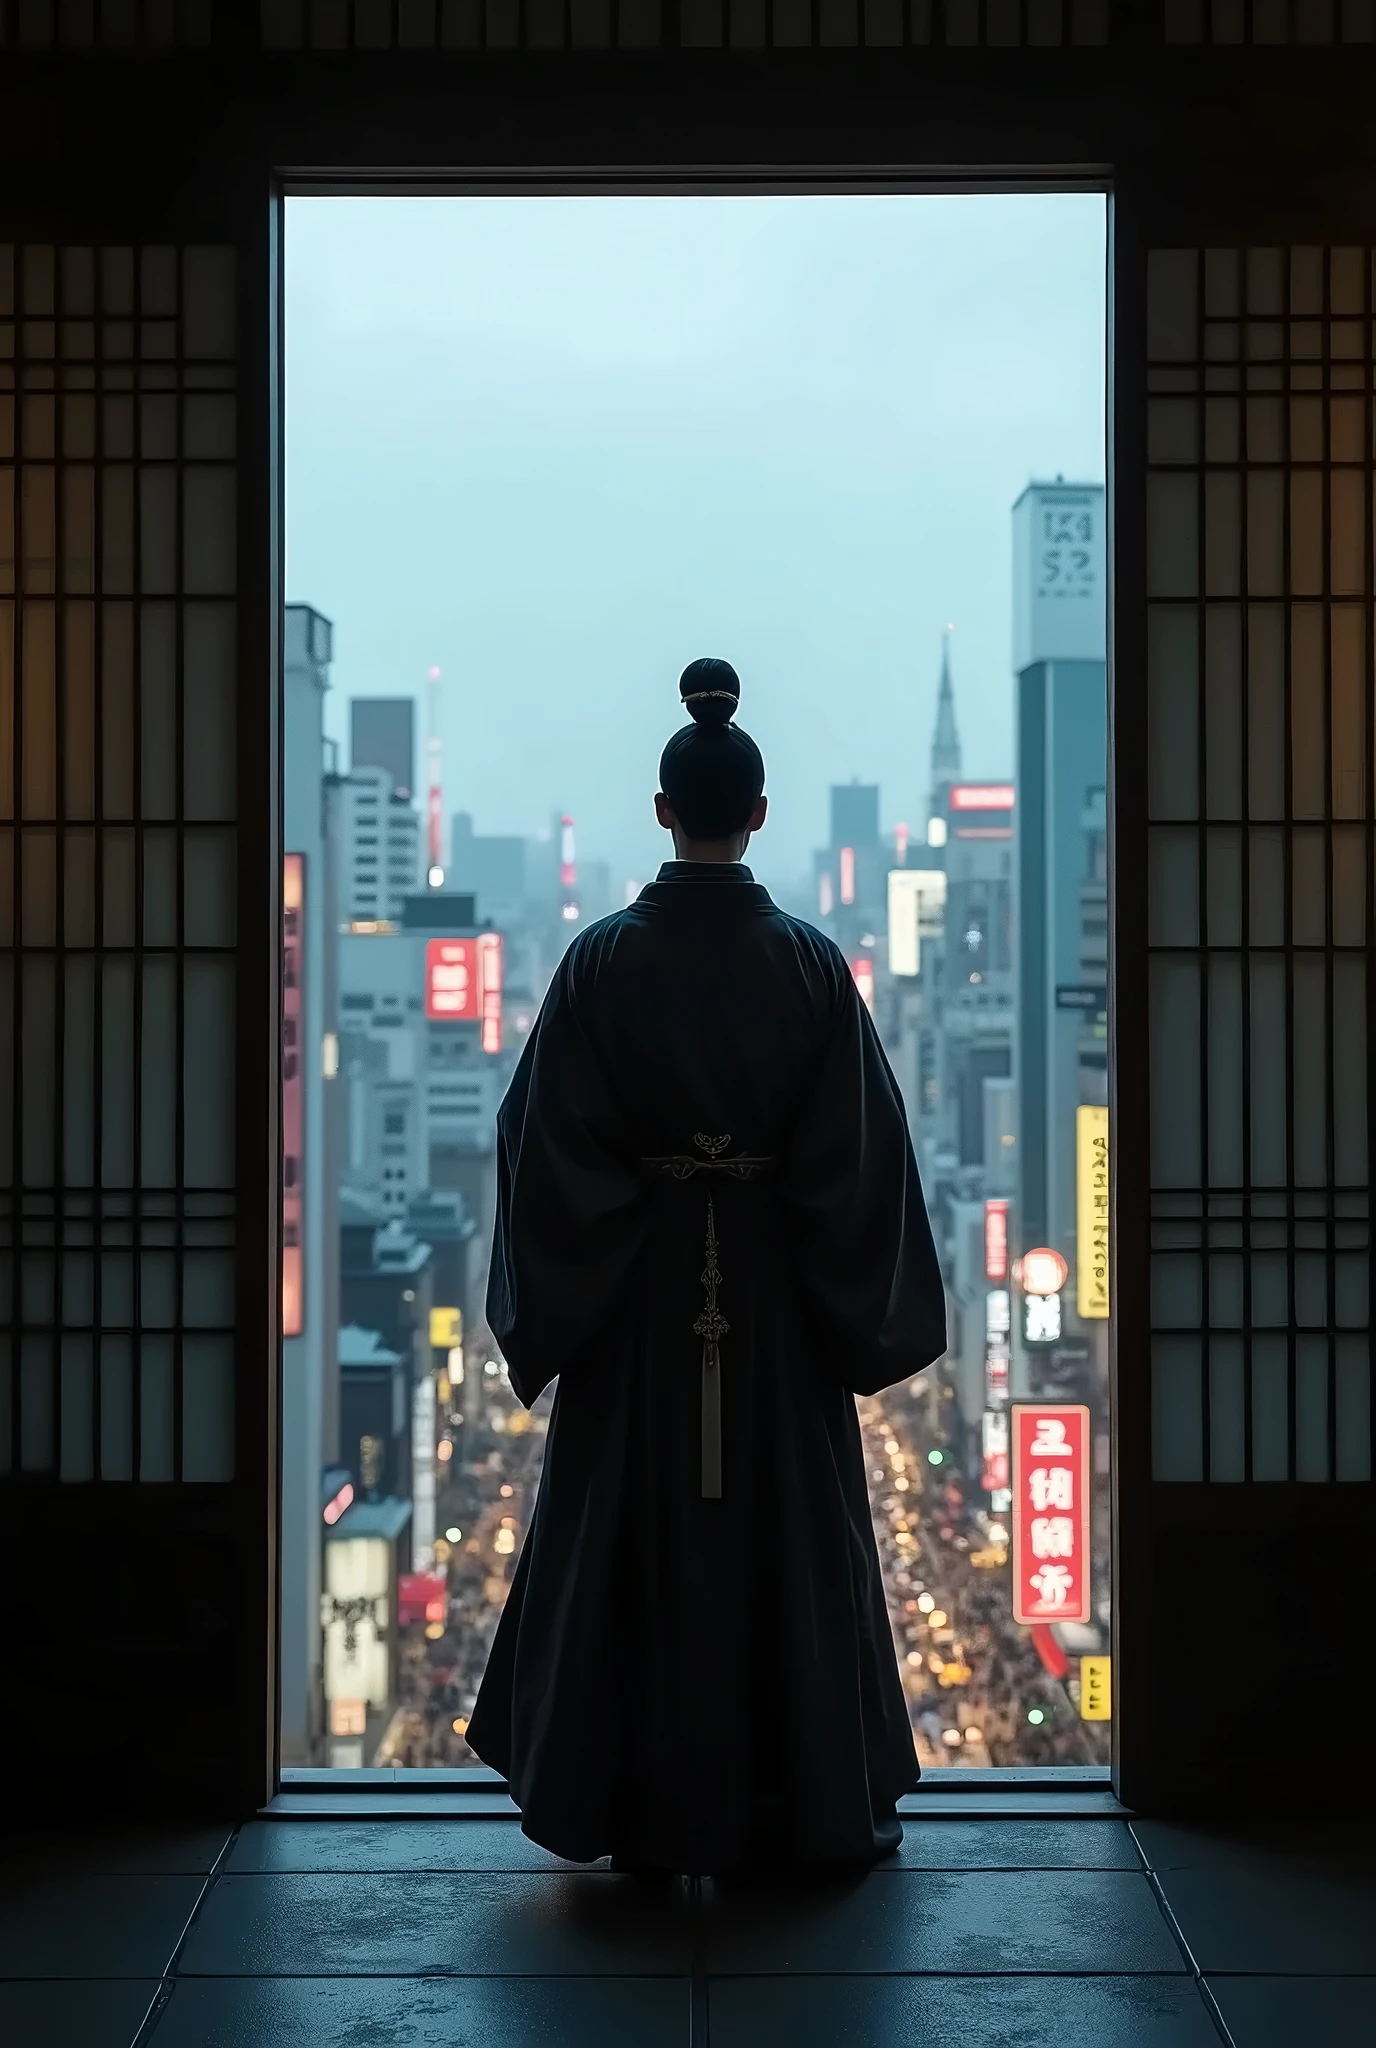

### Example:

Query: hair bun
xmin=679 ymin=656 xmax=740 ymax=729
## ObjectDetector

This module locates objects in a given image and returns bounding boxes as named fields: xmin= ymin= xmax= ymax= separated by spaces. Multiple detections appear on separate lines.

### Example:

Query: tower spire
xmin=930 ymin=623 xmax=962 ymax=792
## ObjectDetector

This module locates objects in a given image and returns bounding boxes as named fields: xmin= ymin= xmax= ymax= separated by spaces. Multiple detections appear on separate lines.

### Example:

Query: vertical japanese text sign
xmin=283 ymin=855 xmax=305 ymax=1338
xmin=1011 ymin=1405 xmax=1091 ymax=1625
xmin=477 ymin=932 xmax=504 ymax=1054
xmin=985 ymin=1198 xmax=1009 ymax=1283
xmin=1076 ymin=1105 xmax=1110 ymax=1318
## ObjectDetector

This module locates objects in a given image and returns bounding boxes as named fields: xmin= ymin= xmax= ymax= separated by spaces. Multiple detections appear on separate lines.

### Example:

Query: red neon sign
xmin=322 ymin=1480 xmax=354 ymax=1526
xmin=425 ymin=938 xmax=479 ymax=1021
xmin=426 ymin=934 xmax=504 ymax=1051
xmin=949 ymin=784 xmax=1015 ymax=811
xmin=851 ymin=955 xmax=875 ymax=1015
xmin=1011 ymin=1405 xmax=1091 ymax=1626
xmin=840 ymin=845 xmax=856 ymax=905
xmin=984 ymin=1198 xmax=1009 ymax=1283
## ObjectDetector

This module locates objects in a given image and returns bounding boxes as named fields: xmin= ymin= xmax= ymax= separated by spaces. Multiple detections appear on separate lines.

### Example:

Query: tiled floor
xmin=0 ymin=1803 xmax=1370 ymax=2045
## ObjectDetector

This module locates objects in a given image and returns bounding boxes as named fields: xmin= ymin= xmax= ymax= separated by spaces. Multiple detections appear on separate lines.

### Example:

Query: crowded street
xmin=377 ymin=1353 xmax=1108 ymax=1772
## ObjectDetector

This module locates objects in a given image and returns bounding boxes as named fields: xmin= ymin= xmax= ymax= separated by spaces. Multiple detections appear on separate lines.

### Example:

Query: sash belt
xmin=641 ymin=1135 xmax=779 ymax=1499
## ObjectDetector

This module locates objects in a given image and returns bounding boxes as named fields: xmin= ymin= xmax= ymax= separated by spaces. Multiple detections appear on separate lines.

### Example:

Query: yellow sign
xmin=430 ymin=1306 xmax=462 ymax=1350
xmin=1076 ymin=1105 xmax=1110 ymax=1319
xmin=1081 ymin=1655 xmax=1112 ymax=1721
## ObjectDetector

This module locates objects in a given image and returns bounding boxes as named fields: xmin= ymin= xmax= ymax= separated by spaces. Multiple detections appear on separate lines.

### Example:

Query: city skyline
xmin=286 ymin=192 xmax=1106 ymax=888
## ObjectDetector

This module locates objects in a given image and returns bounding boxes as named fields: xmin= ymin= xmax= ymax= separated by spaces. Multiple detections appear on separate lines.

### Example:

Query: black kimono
xmin=465 ymin=860 xmax=947 ymax=1875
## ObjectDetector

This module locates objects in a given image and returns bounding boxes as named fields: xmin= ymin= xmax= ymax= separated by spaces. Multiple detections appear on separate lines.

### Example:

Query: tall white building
xmin=341 ymin=764 xmax=420 ymax=922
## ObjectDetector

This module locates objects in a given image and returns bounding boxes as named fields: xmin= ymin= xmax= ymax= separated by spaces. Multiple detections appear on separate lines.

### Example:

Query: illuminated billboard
xmin=426 ymin=934 xmax=504 ymax=1050
xmin=851 ymin=955 xmax=875 ymax=1015
xmin=1022 ymin=1290 xmax=1063 ymax=1347
xmin=430 ymin=1307 xmax=463 ymax=1350
xmin=887 ymin=868 xmax=946 ymax=978
xmin=425 ymin=937 xmax=479 ymax=1020
xmin=949 ymin=783 xmax=1015 ymax=811
xmin=984 ymin=1198 xmax=1009 ymax=1283
xmin=1022 ymin=1246 xmax=1069 ymax=1295
xmin=283 ymin=854 xmax=304 ymax=1338
xmin=1011 ymin=1404 xmax=1091 ymax=1626
xmin=1076 ymin=1104 xmax=1110 ymax=1318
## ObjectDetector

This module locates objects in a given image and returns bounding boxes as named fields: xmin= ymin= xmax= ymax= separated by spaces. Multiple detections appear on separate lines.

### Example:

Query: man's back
xmin=560 ymin=869 xmax=851 ymax=1155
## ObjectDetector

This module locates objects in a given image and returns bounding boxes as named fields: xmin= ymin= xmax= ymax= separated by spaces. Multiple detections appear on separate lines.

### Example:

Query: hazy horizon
xmin=286 ymin=193 xmax=1106 ymax=892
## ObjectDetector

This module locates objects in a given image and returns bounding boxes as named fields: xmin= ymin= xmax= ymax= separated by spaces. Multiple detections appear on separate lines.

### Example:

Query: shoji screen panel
xmin=257 ymin=0 xmax=1112 ymax=49
xmin=0 ymin=242 xmax=239 ymax=1486
xmin=1146 ymin=245 xmax=1374 ymax=1486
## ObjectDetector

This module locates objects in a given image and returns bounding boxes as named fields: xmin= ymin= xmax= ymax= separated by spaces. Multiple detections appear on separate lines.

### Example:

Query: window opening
xmin=281 ymin=191 xmax=1110 ymax=1770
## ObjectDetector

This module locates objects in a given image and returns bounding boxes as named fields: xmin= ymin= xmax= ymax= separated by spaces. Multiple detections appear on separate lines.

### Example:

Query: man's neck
xmin=671 ymin=841 xmax=748 ymax=864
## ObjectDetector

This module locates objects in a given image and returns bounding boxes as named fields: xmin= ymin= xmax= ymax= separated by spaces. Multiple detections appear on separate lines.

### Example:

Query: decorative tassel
xmin=694 ymin=1196 xmax=729 ymax=1499
xmin=701 ymin=1337 xmax=723 ymax=1499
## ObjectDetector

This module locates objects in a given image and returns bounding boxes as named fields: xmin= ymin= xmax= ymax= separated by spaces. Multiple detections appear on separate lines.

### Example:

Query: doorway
xmin=279 ymin=189 xmax=1111 ymax=1771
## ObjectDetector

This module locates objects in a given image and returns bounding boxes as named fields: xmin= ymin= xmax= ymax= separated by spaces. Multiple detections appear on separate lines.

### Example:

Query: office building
xmin=940 ymin=781 xmax=1015 ymax=1169
xmin=339 ymin=924 xmax=429 ymax=1216
xmin=406 ymin=1191 xmax=483 ymax=1349
xmin=450 ymin=813 xmax=526 ymax=926
xmin=814 ymin=780 xmax=885 ymax=950
xmin=1012 ymin=480 xmax=1108 ymax=1261
xmin=351 ymin=697 xmax=416 ymax=803
xmin=338 ymin=892 xmax=514 ymax=1240
xmin=406 ymin=891 xmax=514 ymax=1236
xmin=340 ymin=764 xmax=421 ymax=923
xmin=338 ymin=1321 xmax=413 ymax=1506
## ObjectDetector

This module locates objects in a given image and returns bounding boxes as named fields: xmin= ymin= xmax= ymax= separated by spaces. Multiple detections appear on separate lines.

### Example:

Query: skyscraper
xmin=830 ymin=780 xmax=880 ymax=851
xmin=340 ymin=763 xmax=421 ymax=922
xmin=1011 ymin=480 xmax=1108 ymax=1262
xmin=351 ymin=697 xmax=416 ymax=803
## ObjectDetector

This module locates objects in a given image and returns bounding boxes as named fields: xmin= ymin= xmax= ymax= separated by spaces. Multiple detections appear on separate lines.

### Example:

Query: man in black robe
xmin=466 ymin=659 xmax=947 ymax=1876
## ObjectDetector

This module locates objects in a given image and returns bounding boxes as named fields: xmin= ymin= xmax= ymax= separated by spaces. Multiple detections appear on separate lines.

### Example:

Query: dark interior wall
xmin=0 ymin=2 xmax=1372 ymax=1820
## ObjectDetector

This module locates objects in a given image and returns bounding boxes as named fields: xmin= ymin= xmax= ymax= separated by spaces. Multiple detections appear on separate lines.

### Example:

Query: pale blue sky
xmin=286 ymin=194 xmax=1105 ymax=891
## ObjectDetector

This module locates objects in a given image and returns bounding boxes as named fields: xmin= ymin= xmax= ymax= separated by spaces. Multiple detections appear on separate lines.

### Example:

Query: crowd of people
xmin=858 ymin=1381 xmax=1111 ymax=1767
xmin=376 ymin=1375 xmax=554 ymax=1769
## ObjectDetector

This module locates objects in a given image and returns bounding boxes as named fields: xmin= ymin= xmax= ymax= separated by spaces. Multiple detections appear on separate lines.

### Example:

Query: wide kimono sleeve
xmin=781 ymin=959 xmax=947 ymax=1397
xmin=484 ymin=945 xmax=647 ymax=1407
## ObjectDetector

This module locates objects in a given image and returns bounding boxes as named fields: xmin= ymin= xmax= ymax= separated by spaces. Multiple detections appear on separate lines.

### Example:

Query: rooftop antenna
xmin=425 ymin=664 xmax=443 ymax=888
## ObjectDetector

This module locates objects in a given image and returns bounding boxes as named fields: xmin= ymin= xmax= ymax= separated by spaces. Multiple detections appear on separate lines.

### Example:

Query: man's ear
xmin=654 ymin=793 xmax=676 ymax=831
xmin=748 ymin=794 xmax=768 ymax=832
